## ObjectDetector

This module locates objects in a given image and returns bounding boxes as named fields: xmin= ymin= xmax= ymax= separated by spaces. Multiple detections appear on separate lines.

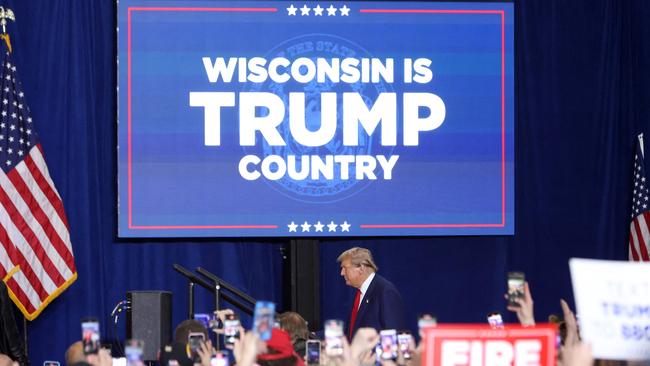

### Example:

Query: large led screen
xmin=118 ymin=1 xmax=514 ymax=237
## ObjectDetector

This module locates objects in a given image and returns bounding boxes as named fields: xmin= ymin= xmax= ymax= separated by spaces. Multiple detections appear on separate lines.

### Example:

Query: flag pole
xmin=0 ymin=5 xmax=25 ymax=354
xmin=23 ymin=316 xmax=28 ymax=356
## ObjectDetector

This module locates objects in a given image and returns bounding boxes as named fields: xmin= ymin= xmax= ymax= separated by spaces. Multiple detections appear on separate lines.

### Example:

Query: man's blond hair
xmin=337 ymin=247 xmax=378 ymax=272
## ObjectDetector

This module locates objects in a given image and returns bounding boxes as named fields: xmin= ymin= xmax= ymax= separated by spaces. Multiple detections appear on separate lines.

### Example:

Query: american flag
xmin=0 ymin=36 xmax=76 ymax=320
xmin=629 ymin=136 xmax=650 ymax=261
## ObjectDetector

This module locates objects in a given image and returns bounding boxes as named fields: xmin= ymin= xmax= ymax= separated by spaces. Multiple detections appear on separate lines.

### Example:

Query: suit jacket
xmin=350 ymin=273 xmax=405 ymax=336
xmin=0 ymin=280 xmax=29 ymax=365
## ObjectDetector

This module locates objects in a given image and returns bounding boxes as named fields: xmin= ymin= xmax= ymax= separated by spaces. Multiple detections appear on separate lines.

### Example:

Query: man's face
xmin=340 ymin=259 xmax=364 ymax=288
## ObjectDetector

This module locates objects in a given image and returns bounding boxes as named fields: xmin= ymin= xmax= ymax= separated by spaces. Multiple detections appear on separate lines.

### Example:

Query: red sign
xmin=422 ymin=324 xmax=557 ymax=366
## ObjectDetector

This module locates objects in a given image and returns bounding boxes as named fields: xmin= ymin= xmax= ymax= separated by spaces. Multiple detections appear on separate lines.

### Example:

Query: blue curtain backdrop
xmin=0 ymin=0 xmax=649 ymax=364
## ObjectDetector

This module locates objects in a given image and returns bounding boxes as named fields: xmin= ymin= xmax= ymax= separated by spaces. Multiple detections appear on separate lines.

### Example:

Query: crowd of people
xmin=0 ymin=247 xmax=644 ymax=366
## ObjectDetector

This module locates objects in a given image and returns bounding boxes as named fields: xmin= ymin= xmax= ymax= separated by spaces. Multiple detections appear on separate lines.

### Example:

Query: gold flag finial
xmin=0 ymin=7 xmax=14 ymax=53
xmin=0 ymin=7 xmax=15 ymax=34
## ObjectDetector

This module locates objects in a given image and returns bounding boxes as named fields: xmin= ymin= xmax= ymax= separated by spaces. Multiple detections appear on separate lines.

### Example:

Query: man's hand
xmin=561 ymin=299 xmax=580 ymax=346
xmin=86 ymin=349 xmax=112 ymax=366
xmin=350 ymin=328 xmax=379 ymax=363
xmin=212 ymin=309 xmax=235 ymax=334
xmin=506 ymin=281 xmax=535 ymax=326
xmin=234 ymin=331 xmax=262 ymax=366
xmin=197 ymin=340 xmax=214 ymax=366
xmin=561 ymin=342 xmax=593 ymax=366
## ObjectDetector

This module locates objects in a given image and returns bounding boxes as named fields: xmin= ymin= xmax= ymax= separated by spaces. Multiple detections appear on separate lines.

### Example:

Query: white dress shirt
xmin=357 ymin=272 xmax=375 ymax=309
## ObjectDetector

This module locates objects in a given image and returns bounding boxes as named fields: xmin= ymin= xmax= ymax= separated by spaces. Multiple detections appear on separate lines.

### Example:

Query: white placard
xmin=569 ymin=258 xmax=650 ymax=360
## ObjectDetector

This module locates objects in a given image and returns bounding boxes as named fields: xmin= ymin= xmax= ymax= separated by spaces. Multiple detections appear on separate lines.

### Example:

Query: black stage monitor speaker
xmin=126 ymin=291 xmax=172 ymax=361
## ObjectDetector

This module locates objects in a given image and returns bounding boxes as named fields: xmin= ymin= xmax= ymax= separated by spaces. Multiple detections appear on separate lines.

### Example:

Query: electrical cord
xmin=109 ymin=299 xmax=130 ymax=357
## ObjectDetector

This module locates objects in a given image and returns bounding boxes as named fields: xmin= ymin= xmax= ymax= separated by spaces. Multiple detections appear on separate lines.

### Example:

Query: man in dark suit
xmin=0 ymin=280 xmax=29 ymax=366
xmin=338 ymin=247 xmax=405 ymax=339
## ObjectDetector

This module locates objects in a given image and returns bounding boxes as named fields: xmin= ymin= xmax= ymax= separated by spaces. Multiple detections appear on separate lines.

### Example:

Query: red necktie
xmin=349 ymin=289 xmax=361 ymax=339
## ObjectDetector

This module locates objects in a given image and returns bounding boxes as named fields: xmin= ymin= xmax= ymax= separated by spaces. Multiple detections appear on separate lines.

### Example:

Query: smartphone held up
xmin=187 ymin=332 xmax=205 ymax=363
xmin=81 ymin=318 xmax=100 ymax=355
xmin=324 ymin=319 xmax=344 ymax=357
xmin=254 ymin=301 xmax=275 ymax=341
xmin=305 ymin=340 xmax=321 ymax=365
xmin=125 ymin=339 xmax=144 ymax=366
xmin=224 ymin=313 xmax=241 ymax=349
xmin=507 ymin=272 xmax=525 ymax=307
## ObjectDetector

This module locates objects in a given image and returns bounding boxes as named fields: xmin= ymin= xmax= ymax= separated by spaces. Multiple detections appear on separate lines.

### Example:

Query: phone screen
xmin=417 ymin=314 xmax=437 ymax=338
xmin=324 ymin=319 xmax=344 ymax=357
xmin=487 ymin=312 xmax=504 ymax=329
xmin=210 ymin=351 xmax=229 ymax=366
xmin=418 ymin=313 xmax=437 ymax=325
xmin=224 ymin=314 xmax=241 ymax=348
xmin=397 ymin=331 xmax=412 ymax=360
xmin=81 ymin=319 xmax=100 ymax=355
xmin=188 ymin=332 xmax=205 ymax=362
xmin=254 ymin=301 xmax=275 ymax=341
xmin=125 ymin=339 xmax=144 ymax=366
xmin=507 ymin=272 xmax=525 ymax=307
xmin=380 ymin=329 xmax=397 ymax=360
xmin=306 ymin=340 xmax=321 ymax=365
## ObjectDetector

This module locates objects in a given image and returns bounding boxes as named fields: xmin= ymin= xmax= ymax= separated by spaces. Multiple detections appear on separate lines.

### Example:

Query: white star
xmin=9 ymin=124 xmax=14 ymax=130
xmin=2 ymin=99 xmax=6 ymax=105
xmin=288 ymin=221 xmax=298 ymax=232
xmin=326 ymin=4 xmax=337 ymax=15
xmin=18 ymin=92 xmax=23 ymax=98
xmin=5 ymin=160 xmax=10 ymax=166
xmin=8 ymin=136 xmax=12 ymax=142
xmin=287 ymin=4 xmax=298 ymax=15
xmin=301 ymin=221 xmax=311 ymax=232
xmin=26 ymin=117 xmax=32 ymax=123
xmin=11 ymin=66 xmax=15 ymax=72
xmin=3 ymin=87 xmax=7 ymax=92
xmin=7 ymin=148 xmax=11 ymax=154
xmin=17 ymin=150 xmax=22 ymax=156
xmin=314 ymin=221 xmax=324 ymax=232
xmin=313 ymin=5 xmax=324 ymax=15
xmin=340 ymin=221 xmax=351 ymax=232
xmin=5 ymin=62 xmax=10 ymax=68
xmin=327 ymin=221 xmax=338 ymax=232
xmin=1 ymin=111 xmax=6 ymax=117
xmin=4 ymin=74 xmax=9 ymax=80
xmin=17 ymin=104 xmax=22 ymax=109
xmin=0 ymin=135 xmax=3 ymax=140
xmin=339 ymin=5 xmax=350 ymax=16
xmin=300 ymin=4 xmax=311 ymax=15
xmin=18 ymin=138 xmax=23 ymax=144
xmin=26 ymin=129 xmax=31 ymax=135
xmin=10 ymin=113 xmax=15 ymax=119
